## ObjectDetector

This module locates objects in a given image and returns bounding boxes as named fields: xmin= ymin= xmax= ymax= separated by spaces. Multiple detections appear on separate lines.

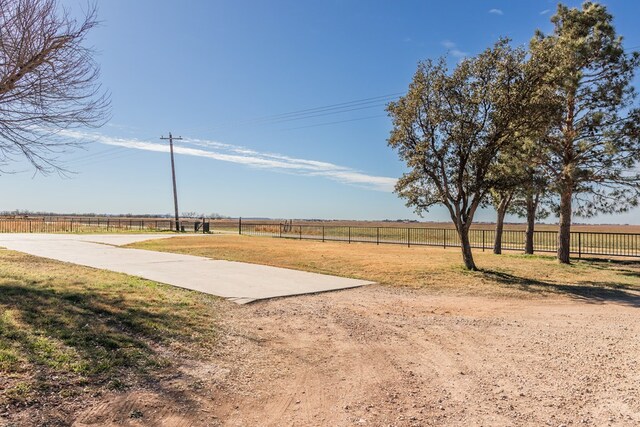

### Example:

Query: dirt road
xmin=71 ymin=284 xmax=640 ymax=427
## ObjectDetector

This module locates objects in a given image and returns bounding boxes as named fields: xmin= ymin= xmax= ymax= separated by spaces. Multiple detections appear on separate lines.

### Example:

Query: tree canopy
xmin=388 ymin=40 xmax=551 ymax=270
xmin=530 ymin=1 xmax=640 ymax=262
xmin=389 ymin=2 xmax=640 ymax=268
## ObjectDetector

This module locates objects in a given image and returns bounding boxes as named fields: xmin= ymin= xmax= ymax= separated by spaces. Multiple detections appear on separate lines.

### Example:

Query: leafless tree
xmin=181 ymin=212 xmax=201 ymax=219
xmin=0 ymin=0 xmax=110 ymax=174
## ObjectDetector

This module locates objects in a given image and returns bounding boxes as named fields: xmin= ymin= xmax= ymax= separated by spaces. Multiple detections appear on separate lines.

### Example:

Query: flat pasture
xmin=0 ymin=217 xmax=201 ymax=233
xmin=131 ymin=234 xmax=640 ymax=297
xmin=228 ymin=218 xmax=640 ymax=233
xmin=242 ymin=222 xmax=640 ymax=258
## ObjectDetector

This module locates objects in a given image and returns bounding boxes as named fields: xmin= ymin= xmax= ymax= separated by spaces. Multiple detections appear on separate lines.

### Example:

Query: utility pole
xmin=160 ymin=133 xmax=183 ymax=232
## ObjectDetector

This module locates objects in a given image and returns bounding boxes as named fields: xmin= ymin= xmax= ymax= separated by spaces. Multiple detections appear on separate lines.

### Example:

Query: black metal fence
xmin=239 ymin=222 xmax=640 ymax=258
xmin=0 ymin=217 xmax=209 ymax=233
xmin=3 ymin=217 xmax=638 ymax=259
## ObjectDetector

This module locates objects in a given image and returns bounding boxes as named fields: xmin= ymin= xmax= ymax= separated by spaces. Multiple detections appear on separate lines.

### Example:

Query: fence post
xmin=443 ymin=229 xmax=447 ymax=249
xmin=239 ymin=217 xmax=242 ymax=235
xmin=578 ymin=232 xmax=582 ymax=259
xmin=377 ymin=227 xmax=379 ymax=245
xmin=299 ymin=225 xmax=302 ymax=240
xmin=407 ymin=227 xmax=410 ymax=247
xmin=279 ymin=223 xmax=282 ymax=238
xmin=482 ymin=229 xmax=485 ymax=252
xmin=322 ymin=226 xmax=325 ymax=242
xmin=348 ymin=227 xmax=351 ymax=244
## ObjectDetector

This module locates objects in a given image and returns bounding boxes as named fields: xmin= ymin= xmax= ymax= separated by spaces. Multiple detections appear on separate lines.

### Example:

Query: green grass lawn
xmin=0 ymin=249 xmax=221 ymax=413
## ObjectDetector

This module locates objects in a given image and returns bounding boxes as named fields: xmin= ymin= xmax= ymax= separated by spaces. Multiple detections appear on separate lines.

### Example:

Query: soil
xmin=9 ymin=285 xmax=640 ymax=427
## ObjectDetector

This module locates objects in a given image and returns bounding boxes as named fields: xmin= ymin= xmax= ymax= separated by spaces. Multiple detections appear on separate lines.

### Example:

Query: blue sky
xmin=4 ymin=0 xmax=640 ymax=223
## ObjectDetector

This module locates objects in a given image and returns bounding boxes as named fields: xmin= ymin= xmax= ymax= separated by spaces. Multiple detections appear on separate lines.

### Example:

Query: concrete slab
xmin=0 ymin=234 xmax=372 ymax=304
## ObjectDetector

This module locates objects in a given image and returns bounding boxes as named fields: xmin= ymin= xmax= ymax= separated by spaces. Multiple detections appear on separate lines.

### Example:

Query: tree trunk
xmin=557 ymin=188 xmax=572 ymax=264
xmin=493 ymin=197 xmax=509 ymax=255
xmin=458 ymin=226 xmax=477 ymax=270
xmin=524 ymin=193 xmax=537 ymax=255
xmin=558 ymin=91 xmax=576 ymax=264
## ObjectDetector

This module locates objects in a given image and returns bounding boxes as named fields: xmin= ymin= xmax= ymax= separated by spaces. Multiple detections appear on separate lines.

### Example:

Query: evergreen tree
xmin=530 ymin=2 xmax=640 ymax=263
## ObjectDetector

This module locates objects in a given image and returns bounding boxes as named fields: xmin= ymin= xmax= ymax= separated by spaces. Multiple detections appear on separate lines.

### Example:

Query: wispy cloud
xmin=539 ymin=9 xmax=550 ymax=15
xmin=442 ymin=40 xmax=456 ymax=49
xmin=441 ymin=40 xmax=467 ymax=59
xmin=60 ymin=131 xmax=397 ymax=192
xmin=489 ymin=8 xmax=504 ymax=15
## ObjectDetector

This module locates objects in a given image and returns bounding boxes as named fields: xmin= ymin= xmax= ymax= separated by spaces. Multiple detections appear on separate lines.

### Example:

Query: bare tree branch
xmin=0 ymin=0 xmax=110 ymax=174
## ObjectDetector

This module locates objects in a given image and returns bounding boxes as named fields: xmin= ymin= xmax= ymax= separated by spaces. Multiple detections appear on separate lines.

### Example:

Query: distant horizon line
xmin=0 ymin=211 xmax=637 ymax=227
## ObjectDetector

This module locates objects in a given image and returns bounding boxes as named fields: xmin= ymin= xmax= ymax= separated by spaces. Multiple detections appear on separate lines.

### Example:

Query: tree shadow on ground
xmin=0 ymin=278 xmax=218 ymax=424
xmin=578 ymin=257 xmax=640 ymax=279
xmin=480 ymin=269 xmax=640 ymax=307
xmin=579 ymin=257 xmax=640 ymax=267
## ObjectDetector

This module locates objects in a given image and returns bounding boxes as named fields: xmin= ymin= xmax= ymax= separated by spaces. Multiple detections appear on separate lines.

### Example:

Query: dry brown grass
xmin=131 ymin=234 xmax=640 ymax=300
xmin=225 ymin=218 xmax=640 ymax=232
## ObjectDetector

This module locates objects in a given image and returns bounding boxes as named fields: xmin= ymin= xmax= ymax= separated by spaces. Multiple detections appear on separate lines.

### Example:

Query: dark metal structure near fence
xmin=239 ymin=222 xmax=640 ymax=259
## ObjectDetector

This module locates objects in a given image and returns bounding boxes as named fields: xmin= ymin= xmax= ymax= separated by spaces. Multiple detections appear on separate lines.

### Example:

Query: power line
xmin=242 ymin=101 xmax=391 ymax=126
xmin=277 ymin=114 xmax=388 ymax=132
xmin=184 ymin=92 xmax=403 ymax=134
xmin=65 ymin=146 xmax=126 ymax=164
xmin=186 ymin=100 xmax=393 ymax=134
xmin=240 ymin=93 xmax=401 ymax=123
xmin=73 ymin=150 xmax=140 ymax=167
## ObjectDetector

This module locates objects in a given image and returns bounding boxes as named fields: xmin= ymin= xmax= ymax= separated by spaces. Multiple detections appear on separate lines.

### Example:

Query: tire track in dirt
xmin=73 ymin=391 xmax=196 ymax=427
xmin=66 ymin=285 xmax=640 ymax=426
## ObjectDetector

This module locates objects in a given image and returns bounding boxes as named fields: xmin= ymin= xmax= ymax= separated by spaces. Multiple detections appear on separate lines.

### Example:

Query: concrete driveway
xmin=0 ymin=234 xmax=372 ymax=304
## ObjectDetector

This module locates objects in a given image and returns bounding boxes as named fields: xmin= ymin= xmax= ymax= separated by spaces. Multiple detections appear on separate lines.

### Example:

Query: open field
xmin=222 ymin=218 xmax=640 ymax=233
xmin=2 ymin=216 xmax=639 ymax=258
xmin=132 ymin=234 xmax=640 ymax=297
xmin=2 ymin=235 xmax=640 ymax=425
xmin=5 ymin=216 xmax=639 ymax=234
xmin=0 ymin=218 xmax=201 ymax=234
xmin=240 ymin=223 xmax=640 ymax=258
